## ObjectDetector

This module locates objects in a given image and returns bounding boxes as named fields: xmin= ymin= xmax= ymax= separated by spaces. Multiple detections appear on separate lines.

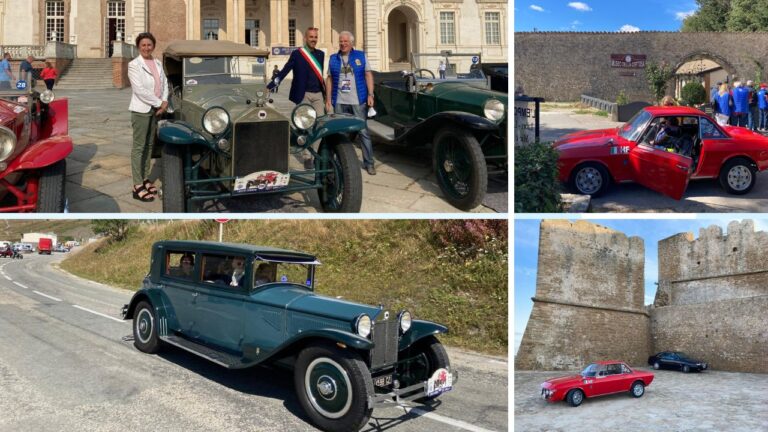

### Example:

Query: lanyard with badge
xmin=340 ymin=55 xmax=352 ymax=93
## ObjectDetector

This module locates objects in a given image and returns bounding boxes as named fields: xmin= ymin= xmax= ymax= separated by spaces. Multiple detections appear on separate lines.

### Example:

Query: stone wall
xmin=515 ymin=32 xmax=768 ymax=102
xmin=515 ymin=220 xmax=650 ymax=370
xmin=651 ymin=220 xmax=768 ymax=373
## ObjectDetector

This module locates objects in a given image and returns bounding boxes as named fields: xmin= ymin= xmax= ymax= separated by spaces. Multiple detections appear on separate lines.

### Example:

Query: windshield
xmin=253 ymin=260 xmax=315 ymax=288
xmin=618 ymin=109 xmax=652 ymax=141
xmin=674 ymin=352 xmax=692 ymax=361
xmin=184 ymin=56 xmax=267 ymax=85
xmin=580 ymin=364 xmax=599 ymax=377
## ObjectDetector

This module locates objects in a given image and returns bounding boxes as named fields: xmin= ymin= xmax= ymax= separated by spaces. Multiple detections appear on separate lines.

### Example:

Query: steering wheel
xmin=414 ymin=68 xmax=435 ymax=79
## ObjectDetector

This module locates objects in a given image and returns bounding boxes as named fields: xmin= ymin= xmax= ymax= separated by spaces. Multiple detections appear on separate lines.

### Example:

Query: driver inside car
xmin=650 ymin=117 xmax=681 ymax=151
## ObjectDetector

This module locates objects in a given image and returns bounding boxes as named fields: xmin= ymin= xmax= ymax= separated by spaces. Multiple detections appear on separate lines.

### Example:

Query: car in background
xmin=541 ymin=361 xmax=654 ymax=407
xmin=481 ymin=63 xmax=508 ymax=93
xmin=0 ymin=78 xmax=71 ymax=212
xmin=648 ymin=351 xmax=708 ymax=373
xmin=370 ymin=52 xmax=507 ymax=210
xmin=38 ymin=237 xmax=52 ymax=254
xmin=122 ymin=240 xmax=456 ymax=431
xmin=53 ymin=244 xmax=70 ymax=253
xmin=555 ymin=106 xmax=768 ymax=200
xmin=158 ymin=40 xmax=363 ymax=213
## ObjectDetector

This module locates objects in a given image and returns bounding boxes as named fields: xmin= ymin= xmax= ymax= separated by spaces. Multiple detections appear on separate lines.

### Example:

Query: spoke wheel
xmin=433 ymin=126 xmax=487 ymax=210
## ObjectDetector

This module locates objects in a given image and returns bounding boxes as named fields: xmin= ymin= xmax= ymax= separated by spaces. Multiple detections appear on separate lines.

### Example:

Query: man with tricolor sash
xmin=268 ymin=27 xmax=326 ymax=168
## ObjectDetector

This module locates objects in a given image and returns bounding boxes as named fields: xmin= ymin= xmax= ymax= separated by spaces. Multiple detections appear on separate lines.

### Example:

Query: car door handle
xmin=192 ymin=292 xmax=198 ymax=298
xmin=676 ymin=164 xmax=688 ymax=171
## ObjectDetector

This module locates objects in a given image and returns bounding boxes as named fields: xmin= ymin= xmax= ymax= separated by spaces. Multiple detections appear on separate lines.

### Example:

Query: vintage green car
xmin=370 ymin=52 xmax=508 ymax=210
xmin=122 ymin=240 xmax=457 ymax=431
xmin=159 ymin=41 xmax=363 ymax=212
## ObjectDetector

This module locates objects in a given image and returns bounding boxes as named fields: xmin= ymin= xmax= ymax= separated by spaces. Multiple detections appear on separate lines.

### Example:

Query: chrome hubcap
xmin=634 ymin=384 xmax=643 ymax=396
xmin=575 ymin=167 xmax=602 ymax=194
xmin=727 ymin=166 xmax=752 ymax=191
xmin=317 ymin=376 xmax=337 ymax=399
xmin=443 ymin=159 xmax=455 ymax=173
xmin=573 ymin=392 xmax=582 ymax=403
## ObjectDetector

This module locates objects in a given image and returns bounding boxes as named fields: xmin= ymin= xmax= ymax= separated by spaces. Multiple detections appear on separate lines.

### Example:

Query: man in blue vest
xmin=324 ymin=31 xmax=376 ymax=175
xmin=731 ymin=81 xmax=750 ymax=127
xmin=268 ymin=27 xmax=325 ymax=168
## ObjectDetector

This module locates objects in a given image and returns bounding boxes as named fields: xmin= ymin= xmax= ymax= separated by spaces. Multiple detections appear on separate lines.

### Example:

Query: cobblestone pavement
xmin=60 ymin=83 xmax=506 ymax=213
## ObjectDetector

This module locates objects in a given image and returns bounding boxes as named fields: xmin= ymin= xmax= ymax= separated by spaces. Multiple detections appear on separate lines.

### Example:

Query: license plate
xmin=233 ymin=170 xmax=290 ymax=194
xmin=425 ymin=368 xmax=453 ymax=397
xmin=374 ymin=374 xmax=393 ymax=387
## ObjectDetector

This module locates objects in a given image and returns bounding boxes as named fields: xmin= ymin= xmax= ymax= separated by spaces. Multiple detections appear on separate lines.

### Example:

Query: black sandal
xmin=132 ymin=185 xmax=155 ymax=202
xmin=143 ymin=179 xmax=158 ymax=194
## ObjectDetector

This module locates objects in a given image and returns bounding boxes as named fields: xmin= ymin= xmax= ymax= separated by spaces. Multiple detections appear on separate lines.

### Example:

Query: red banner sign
xmin=610 ymin=54 xmax=646 ymax=69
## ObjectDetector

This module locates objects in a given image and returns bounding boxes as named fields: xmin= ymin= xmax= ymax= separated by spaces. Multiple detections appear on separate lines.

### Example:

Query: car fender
xmin=398 ymin=111 xmax=499 ymax=145
xmin=248 ymin=328 xmax=375 ymax=366
xmin=122 ymin=288 xmax=178 ymax=336
xmin=158 ymin=120 xmax=212 ymax=147
xmin=304 ymin=115 xmax=366 ymax=144
xmin=398 ymin=320 xmax=448 ymax=351
xmin=2 ymin=135 xmax=72 ymax=176
xmin=38 ymin=98 xmax=69 ymax=138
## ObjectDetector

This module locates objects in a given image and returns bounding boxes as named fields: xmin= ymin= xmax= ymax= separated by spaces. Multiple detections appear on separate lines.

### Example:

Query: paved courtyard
xmin=60 ymin=83 xmax=506 ymax=213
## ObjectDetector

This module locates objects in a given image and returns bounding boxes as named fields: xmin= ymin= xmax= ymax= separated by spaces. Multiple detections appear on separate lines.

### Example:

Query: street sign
xmin=214 ymin=219 xmax=229 ymax=223
xmin=16 ymin=80 xmax=27 ymax=90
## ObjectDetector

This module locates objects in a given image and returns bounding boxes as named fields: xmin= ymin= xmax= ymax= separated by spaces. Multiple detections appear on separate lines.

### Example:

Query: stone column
xmin=269 ymin=0 xmax=288 ymax=46
xmin=224 ymin=0 xmax=246 ymax=43
xmin=363 ymin=0 xmax=381 ymax=71
xmin=189 ymin=0 xmax=201 ymax=40
xmin=312 ymin=0 xmax=332 ymax=53
xmin=354 ymin=0 xmax=363 ymax=51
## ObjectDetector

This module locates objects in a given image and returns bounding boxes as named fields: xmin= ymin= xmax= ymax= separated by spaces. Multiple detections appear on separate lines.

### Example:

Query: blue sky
xmin=513 ymin=217 xmax=768 ymax=355
xmin=515 ymin=0 xmax=700 ymax=32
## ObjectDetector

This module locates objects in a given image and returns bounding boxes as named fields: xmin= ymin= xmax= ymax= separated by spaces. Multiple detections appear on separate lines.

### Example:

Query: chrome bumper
xmin=120 ymin=304 xmax=128 ymax=319
xmin=370 ymin=370 xmax=458 ymax=407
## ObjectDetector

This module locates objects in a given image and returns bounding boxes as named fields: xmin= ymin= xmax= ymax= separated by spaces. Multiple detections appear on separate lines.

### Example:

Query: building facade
xmin=1 ymin=0 xmax=507 ymax=70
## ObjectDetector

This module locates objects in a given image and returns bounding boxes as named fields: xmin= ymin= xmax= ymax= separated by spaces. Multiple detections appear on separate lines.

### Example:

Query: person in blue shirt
xmin=731 ymin=81 xmax=750 ymax=127
xmin=746 ymin=80 xmax=759 ymax=131
xmin=714 ymin=83 xmax=732 ymax=127
xmin=0 ymin=52 xmax=14 ymax=89
xmin=759 ymin=83 xmax=768 ymax=131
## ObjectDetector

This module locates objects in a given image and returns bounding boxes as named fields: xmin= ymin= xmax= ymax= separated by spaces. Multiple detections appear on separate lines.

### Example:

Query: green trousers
xmin=131 ymin=109 xmax=157 ymax=185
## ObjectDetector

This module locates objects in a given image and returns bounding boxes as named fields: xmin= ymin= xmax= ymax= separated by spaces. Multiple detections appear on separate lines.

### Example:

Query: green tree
xmin=91 ymin=220 xmax=132 ymax=242
xmin=645 ymin=62 xmax=675 ymax=102
xmin=681 ymin=0 xmax=731 ymax=32
xmin=727 ymin=0 xmax=768 ymax=31
xmin=681 ymin=81 xmax=707 ymax=105
xmin=514 ymin=142 xmax=562 ymax=213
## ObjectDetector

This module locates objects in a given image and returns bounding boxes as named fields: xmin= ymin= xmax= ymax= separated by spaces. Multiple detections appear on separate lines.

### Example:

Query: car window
xmin=700 ymin=117 xmax=726 ymax=139
xmin=202 ymin=253 xmax=247 ymax=288
xmin=621 ymin=364 xmax=632 ymax=374
xmin=581 ymin=363 xmax=599 ymax=377
xmin=605 ymin=363 xmax=622 ymax=375
xmin=253 ymin=260 xmax=314 ymax=288
xmin=184 ymin=56 xmax=266 ymax=85
xmin=164 ymin=251 xmax=197 ymax=281
xmin=618 ymin=110 xmax=652 ymax=141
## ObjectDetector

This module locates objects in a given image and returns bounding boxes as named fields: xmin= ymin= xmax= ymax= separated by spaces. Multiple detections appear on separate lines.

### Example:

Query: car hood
xmin=252 ymin=285 xmax=382 ymax=322
xmin=722 ymin=125 xmax=768 ymax=143
xmin=553 ymin=128 xmax=617 ymax=149
xmin=542 ymin=374 xmax=584 ymax=388
xmin=184 ymin=86 xmax=278 ymax=122
xmin=429 ymin=82 xmax=508 ymax=114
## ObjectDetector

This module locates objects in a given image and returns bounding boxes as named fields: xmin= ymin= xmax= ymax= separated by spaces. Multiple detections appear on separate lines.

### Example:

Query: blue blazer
xmin=270 ymin=48 xmax=325 ymax=105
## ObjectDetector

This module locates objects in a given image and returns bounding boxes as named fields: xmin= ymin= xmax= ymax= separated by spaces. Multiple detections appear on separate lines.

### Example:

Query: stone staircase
xmin=55 ymin=58 xmax=114 ymax=90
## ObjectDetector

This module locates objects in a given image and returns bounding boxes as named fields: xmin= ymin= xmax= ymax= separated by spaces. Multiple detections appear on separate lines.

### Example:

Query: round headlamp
xmin=483 ymin=98 xmax=505 ymax=122
xmin=40 ymin=90 xmax=55 ymax=104
xmin=355 ymin=314 xmax=372 ymax=338
xmin=292 ymin=104 xmax=317 ymax=130
xmin=0 ymin=126 xmax=17 ymax=163
xmin=202 ymin=107 xmax=230 ymax=135
xmin=398 ymin=310 xmax=412 ymax=333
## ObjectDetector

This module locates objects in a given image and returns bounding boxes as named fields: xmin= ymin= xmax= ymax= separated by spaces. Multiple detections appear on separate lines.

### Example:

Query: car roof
xmin=594 ymin=360 xmax=627 ymax=365
xmin=164 ymin=40 xmax=270 ymax=58
xmin=154 ymin=240 xmax=316 ymax=261
xmin=644 ymin=106 xmax=707 ymax=116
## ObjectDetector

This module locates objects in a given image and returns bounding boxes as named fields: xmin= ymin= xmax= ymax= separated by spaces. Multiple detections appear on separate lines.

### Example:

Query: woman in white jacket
xmin=128 ymin=32 xmax=168 ymax=201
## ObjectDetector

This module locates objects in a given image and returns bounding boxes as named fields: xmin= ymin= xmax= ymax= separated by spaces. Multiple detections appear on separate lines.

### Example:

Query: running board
xmin=160 ymin=335 xmax=246 ymax=369
xmin=367 ymin=120 xmax=397 ymax=142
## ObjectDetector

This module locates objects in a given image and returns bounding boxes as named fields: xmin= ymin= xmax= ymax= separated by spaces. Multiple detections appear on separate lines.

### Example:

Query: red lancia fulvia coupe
xmin=540 ymin=361 xmax=654 ymax=407
xmin=554 ymin=106 xmax=768 ymax=200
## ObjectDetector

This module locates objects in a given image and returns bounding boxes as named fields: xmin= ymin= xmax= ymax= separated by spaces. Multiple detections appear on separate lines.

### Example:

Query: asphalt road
xmin=515 ymin=369 xmax=768 ymax=432
xmin=0 ymin=253 xmax=508 ymax=432
xmin=540 ymin=108 xmax=768 ymax=212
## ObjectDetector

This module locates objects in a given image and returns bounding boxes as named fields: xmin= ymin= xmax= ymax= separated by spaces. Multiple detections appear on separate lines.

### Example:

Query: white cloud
xmin=571 ymin=20 xmax=582 ymax=29
xmin=619 ymin=24 xmax=641 ymax=32
xmin=675 ymin=10 xmax=695 ymax=21
xmin=568 ymin=2 xmax=592 ymax=12
xmin=530 ymin=4 xmax=545 ymax=12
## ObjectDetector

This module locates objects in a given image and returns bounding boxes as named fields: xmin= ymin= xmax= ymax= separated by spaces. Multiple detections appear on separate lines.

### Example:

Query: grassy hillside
xmin=61 ymin=220 xmax=508 ymax=355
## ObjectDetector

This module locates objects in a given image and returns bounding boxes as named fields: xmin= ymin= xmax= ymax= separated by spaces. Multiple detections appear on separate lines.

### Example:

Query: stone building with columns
xmin=0 ymin=0 xmax=507 ymax=72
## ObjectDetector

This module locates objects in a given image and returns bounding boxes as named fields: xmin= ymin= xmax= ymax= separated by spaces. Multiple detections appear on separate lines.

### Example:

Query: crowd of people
xmin=0 ymin=52 xmax=58 ymax=90
xmin=710 ymin=79 xmax=768 ymax=130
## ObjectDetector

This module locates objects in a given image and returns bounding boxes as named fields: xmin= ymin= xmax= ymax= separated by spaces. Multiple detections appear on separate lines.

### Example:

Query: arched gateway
xmin=384 ymin=4 xmax=421 ymax=71
xmin=514 ymin=31 xmax=768 ymax=102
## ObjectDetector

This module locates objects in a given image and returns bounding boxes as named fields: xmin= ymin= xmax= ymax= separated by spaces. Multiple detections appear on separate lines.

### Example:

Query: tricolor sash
xmin=299 ymin=46 xmax=324 ymax=87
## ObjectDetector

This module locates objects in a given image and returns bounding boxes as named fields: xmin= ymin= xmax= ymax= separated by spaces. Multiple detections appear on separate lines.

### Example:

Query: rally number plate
xmin=425 ymin=368 xmax=453 ymax=397
xmin=233 ymin=170 xmax=290 ymax=194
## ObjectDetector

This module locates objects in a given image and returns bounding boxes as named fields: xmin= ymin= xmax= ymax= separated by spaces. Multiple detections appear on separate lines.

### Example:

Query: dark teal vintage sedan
xmin=122 ymin=240 xmax=456 ymax=431
xmin=370 ymin=52 xmax=508 ymax=210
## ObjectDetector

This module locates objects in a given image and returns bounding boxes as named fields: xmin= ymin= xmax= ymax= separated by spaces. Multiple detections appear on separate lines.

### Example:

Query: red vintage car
xmin=555 ymin=106 xmax=768 ymax=200
xmin=0 ymin=88 xmax=72 ymax=212
xmin=540 ymin=361 xmax=654 ymax=407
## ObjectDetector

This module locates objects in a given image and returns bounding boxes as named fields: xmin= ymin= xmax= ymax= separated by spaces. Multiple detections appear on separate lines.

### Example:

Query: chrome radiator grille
xmin=232 ymin=120 xmax=290 ymax=176
xmin=370 ymin=318 xmax=399 ymax=369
